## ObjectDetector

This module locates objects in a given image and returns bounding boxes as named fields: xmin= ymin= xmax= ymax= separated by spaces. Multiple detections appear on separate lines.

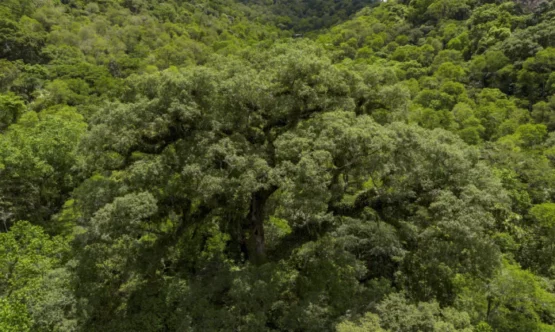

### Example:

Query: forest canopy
xmin=1 ymin=0 xmax=555 ymax=331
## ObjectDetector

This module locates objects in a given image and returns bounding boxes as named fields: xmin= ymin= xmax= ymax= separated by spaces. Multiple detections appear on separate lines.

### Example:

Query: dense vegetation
xmin=2 ymin=0 xmax=555 ymax=331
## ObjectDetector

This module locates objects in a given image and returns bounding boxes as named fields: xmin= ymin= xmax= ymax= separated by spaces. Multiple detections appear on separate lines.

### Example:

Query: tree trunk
xmin=486 ymin=295 xmax=494 ymax=322
xmin=243 ymin=186 xmax=277 ymax=265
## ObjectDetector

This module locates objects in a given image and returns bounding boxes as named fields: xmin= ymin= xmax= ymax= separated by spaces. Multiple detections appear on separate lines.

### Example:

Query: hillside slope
xmin=1 ymin=0 xmax=555 ymax=331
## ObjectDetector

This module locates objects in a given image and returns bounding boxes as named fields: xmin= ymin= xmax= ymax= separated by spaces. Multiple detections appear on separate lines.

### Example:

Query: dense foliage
xmin=2 ymin=0 xmax=555 ymax=331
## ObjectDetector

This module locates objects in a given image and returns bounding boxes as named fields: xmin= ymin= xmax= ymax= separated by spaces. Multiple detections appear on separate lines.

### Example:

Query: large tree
xmin=69 ymin=42 xmax=513 ymax=329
